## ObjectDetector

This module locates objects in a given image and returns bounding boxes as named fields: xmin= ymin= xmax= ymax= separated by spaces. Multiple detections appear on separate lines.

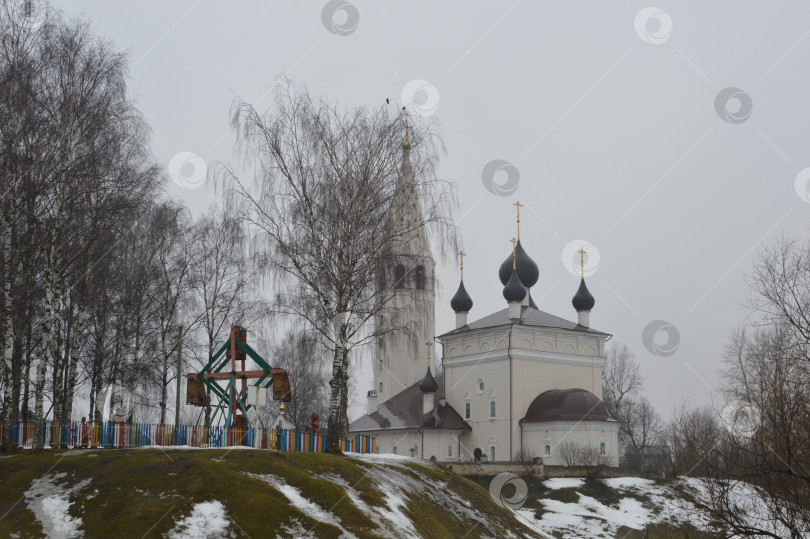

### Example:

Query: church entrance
xmin=473 ymin=448 xmax=482 ymax=461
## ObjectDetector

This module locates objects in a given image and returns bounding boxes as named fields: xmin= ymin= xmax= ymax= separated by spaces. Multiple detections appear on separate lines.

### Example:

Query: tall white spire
xmin=370 ymin=116 xmax=436 ymax=410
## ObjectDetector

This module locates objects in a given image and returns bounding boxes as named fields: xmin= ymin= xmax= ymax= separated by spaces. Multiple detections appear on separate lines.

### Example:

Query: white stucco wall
xmin=521 ymin=419 xmax=620 ymax=467
xmin=440 ymin=324 xmax=610 ymax=463
xmin=364 ymin=429 xmax=468 ymax=462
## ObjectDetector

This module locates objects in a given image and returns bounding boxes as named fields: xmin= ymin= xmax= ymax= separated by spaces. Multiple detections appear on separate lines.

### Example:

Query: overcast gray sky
xmin=59 ymin=0 xmax=810 ymax=421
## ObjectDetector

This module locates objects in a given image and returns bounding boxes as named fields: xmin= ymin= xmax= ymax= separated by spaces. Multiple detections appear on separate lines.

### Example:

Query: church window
xmin=394 ymin=264 xmax=406 ymax=288
xmin=478 ymin=379 xmax=484 ymax=393
xmin=544 ymin=444 xmax=551 ymax=456
xmin=415 ymin=265 xmax=426 ymax=290
xmin=392 ymin=444 xmax=397 ymax=455
xmin=489 ymin=446 xmax=496 ymax=462
xmin=490 ymin=400 xmax=496 ymax=418
xmin=465 ymin=402 xmax=470 ymax=419
xmin=447 ymin=444 xmax=453 ymax=457
xmin=600 ymin=442 xmax=606 ymax=455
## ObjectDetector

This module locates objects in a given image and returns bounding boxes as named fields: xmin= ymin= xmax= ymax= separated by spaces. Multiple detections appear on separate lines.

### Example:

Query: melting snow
xmin=246 ymin=473 xmax=357 ymax=538
xmin=24 ymin=472 xmax=91 ymax=539
xmin=165 ymin=500 xmax=233 ymax=539
xmin=543 ymin=477 xmax=585 ymax=490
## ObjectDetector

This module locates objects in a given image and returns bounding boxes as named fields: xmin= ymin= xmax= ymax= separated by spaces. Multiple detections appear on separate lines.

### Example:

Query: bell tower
xmin=368 ymin=115 xmax=436 ymax=411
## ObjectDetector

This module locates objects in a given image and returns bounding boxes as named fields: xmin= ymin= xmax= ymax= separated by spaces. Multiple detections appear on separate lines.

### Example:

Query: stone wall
xmin=442 ymin=459 xmax=544 ymax=479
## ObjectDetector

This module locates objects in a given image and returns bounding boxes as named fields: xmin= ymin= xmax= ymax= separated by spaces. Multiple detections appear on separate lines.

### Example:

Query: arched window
xmin=415 ymin=265 xmax=426 ymax=290
xmin=465 ymin=402 xmax=471 ymax=419
xmin=544 ymin=444 xmax=551 ymax=456
xmin=490 ymin=400 xmax=496 ymax=418
xmin=394 ymin=264 xmax=406 ymax=288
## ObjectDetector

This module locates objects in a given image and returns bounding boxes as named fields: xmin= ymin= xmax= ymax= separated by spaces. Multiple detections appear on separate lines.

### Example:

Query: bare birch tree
xmin=223 ymin=81 xmax=455 ymax=452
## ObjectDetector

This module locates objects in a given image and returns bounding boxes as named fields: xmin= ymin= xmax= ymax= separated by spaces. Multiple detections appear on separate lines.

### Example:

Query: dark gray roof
xmin=349 ymin=373 xmax=471 ymax=433
xmin=521 ymin=388 xmax=616 ymax=423
xmin=439 ymin=306 xmax=608 ymax=337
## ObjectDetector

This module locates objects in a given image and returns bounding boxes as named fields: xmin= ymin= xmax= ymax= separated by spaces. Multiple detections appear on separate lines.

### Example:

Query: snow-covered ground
xmin=24 ymin=472 xmax=91 ymax=539
xmin=166 ymin=501 xmax=233 ymax=539
xmin=246 ymin=473 xmax=358 ymax=539
xmin=515 ymin=475 xmax=786 ymax=538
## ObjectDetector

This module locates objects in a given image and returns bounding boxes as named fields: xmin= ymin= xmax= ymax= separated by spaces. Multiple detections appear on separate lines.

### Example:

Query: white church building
xmin=349 ymin=133 xmax=619 ymax=467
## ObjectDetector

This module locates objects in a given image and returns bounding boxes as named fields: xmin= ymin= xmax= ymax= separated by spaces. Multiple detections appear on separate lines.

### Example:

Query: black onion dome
xmin=572 ymin=278 xmax=595 ymax=311
xmin=450 ymin=280 xmax=473 ymax=313
xmin=503 ymin=268 xmax=527 ymax=303
xmin=418 ymin=366 xmax=439 ymax=393
xmin=528 ymin=290 xmax=538 ymax=309
xmin=499 ymin=240 xmax=539 ymax=288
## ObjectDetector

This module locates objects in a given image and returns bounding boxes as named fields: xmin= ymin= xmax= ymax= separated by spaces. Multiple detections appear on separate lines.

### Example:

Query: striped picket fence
xmin=9 ymin=420 xmax=374 ymax=454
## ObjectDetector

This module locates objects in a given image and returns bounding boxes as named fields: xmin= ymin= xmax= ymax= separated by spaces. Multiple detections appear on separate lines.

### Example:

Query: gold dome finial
xmin=426 ymin=341 xmax=432 ymax=367
xmin=513 ymin=201 xmax=523 ymax=240
xmin=459 ymin=250 xmax=466 ymax=280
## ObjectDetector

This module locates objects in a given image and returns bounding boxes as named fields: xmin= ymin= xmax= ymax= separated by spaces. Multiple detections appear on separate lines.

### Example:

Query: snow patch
xmin=165 ymin=500 xmax=233 ymax=539
xmin=344 ymin=451 xmax=414 ymax=466
xmin=274 ymin=518 xmax=318 ymax=538
xmin=542 ymin=477 xmax=585 ymax=490
xmin=246 ymin=473 xmax=357 ymax=538
xmin=602 ymin=476 xmax=655 ymax=489
xmin=24 ymin=472 xmax=91 ymax=539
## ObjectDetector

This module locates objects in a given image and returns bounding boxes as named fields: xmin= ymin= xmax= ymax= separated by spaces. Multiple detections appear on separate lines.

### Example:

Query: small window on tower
xmin=394 ymin=264 xmax=406 ymax=288
xmin=379 ymin=382 xmax=383 ymax=393
xmin=600 ymin=442 xmax=606 ymax=455
xmin=447 ymin=444 xmax=453 ymax=457
xmin=392 ymin=444 xmax=397 ymax=455
xmin=490 ymin=400 xmax=496 ymax=418
xmin=478 ymin=379 xmax=484 ymax=393
xmin=465 ymin=402 xmax=471 ymax=419
xmin=545 ymin=444 xmax=551 ymax=456
xmin=415 ymin=265 xmax=426 ymax=290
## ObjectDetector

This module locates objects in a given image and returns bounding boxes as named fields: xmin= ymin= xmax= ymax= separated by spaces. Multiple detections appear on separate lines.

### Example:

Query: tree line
xmin=0 ymin=3 xmax=456 ymax=455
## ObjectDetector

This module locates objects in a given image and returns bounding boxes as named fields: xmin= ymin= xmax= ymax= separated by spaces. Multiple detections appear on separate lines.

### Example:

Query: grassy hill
xmin=0 ymin=448 xmax=540 ymax=538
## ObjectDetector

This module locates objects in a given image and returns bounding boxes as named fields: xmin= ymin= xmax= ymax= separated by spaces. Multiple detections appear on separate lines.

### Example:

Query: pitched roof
xmin=349 ymin=373 xmax=471 ymax=433
xmin=438 ymin=306 xmax=608 ymax=338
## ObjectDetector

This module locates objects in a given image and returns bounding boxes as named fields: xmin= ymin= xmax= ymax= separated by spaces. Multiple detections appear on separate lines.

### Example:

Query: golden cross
xmin=459 ymin=250 xmax=466 ymax=280
xmin=426 ymin=341 xmax=432 ymax=364
xmin=513 ymin=201 xmax=523 ymax=239
xmin=578 ymin=248 xmax=587 ymax=278
xmin=510 ymin=237 xmax=517 ymax=270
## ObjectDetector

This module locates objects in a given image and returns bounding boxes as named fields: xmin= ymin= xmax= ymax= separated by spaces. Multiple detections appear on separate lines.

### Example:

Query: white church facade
xmin=349 ymin=132 xmax=620 ymax=467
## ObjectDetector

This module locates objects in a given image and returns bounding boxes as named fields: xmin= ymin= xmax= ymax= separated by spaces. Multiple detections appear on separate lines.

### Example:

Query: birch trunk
xmin=21 ymin=320 xmax=31 ymax=421
xmin=160 ymin=329 xmax=169 ymax=424
xmin=1 ymin=215 xmax=14 ymax=449
xmin=33 ymin=246 xmax=58 ymax=450
xmin=64 ymin=287 xmax=86 ymax=423
xmin=326 ymin=310 xmax=348 ymax=453
xmin=325 ymin=344 xmax=344 ymax=454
